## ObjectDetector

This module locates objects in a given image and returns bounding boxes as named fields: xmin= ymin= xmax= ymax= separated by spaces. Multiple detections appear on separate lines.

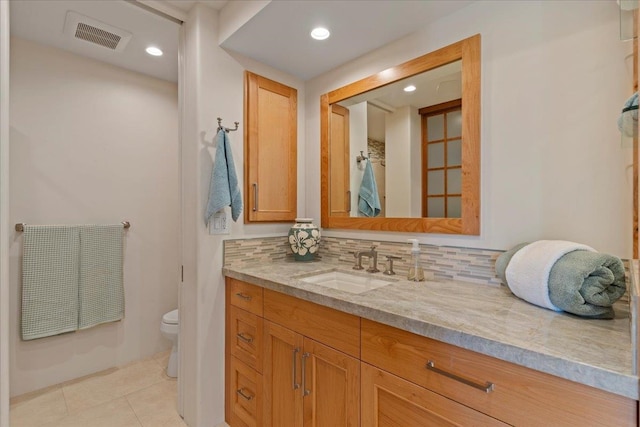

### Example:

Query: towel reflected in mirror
xmin=358 ymin=159 xmax=381 ymax=217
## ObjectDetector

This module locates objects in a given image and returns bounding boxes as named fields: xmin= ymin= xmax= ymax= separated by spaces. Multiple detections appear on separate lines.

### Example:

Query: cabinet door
xmin=245 ymin=71 xmax=297 ymax=222
xmin=361 ymin=363 xmax=507 ymax=427
xmin=329 ymin=104 xmax=351 ymax=216
xmin=302 ymin=337 xmax=360 ymax=427
xmin=263 ymin=321 xmax=304 ymax=427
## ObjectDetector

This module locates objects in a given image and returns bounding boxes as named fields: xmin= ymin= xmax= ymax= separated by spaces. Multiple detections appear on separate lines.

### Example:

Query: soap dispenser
xmin=407 ymin=239 xmax=425 ymax=282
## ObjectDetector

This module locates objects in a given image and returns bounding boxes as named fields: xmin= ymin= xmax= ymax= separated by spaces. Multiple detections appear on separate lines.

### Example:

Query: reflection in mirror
xmin=334 ymin=60 xmax=462 ymax=219
xmin=321 ymin=35 xmax=480 ymax=234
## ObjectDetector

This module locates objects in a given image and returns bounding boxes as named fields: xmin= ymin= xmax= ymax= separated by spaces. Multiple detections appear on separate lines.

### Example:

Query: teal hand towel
xmin=205 ymin=130 xmax=243 ymax=224
xmin=78 ymin=225 xmax=124 ymax=330
xmin=21 ymin=225 xmax=79 ymax=340
xmin=358 ymin=159 xmax=381 ymax=217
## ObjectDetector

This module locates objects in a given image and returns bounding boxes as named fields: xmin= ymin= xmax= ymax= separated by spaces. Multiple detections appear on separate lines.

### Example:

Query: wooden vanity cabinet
xmin=361 ymin=362 xmax=507 ymax=427
xmin=226 ymin=278 xmax=360 ymax=427
xmin=226 ymin=280 xmax=265 ymax=427
xmin=226 ymin=278 xmax=639 ymax=427
xmin=361 ymin=319 xmax=638 ymax=427
xmin=263 ymin=321 xmax=360 ymax=427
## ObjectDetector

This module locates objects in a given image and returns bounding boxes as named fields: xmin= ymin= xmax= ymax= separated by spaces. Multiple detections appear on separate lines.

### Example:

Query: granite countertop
xmin=223 ymin=258 xmax=638 ymax=400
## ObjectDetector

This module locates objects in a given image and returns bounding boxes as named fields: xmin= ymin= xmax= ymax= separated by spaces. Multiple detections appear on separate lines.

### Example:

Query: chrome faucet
xmin=353 ymin=245 xmax=380 ymax=273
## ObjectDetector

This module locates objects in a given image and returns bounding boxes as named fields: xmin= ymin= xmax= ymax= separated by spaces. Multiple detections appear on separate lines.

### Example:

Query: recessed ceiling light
xmin=310 ymin=27 xmax=330 ymax=40
xmin=145 ymin=46 xmax=163 ymax=56
xmin=404 ymin=85 xmax=417 ymax=92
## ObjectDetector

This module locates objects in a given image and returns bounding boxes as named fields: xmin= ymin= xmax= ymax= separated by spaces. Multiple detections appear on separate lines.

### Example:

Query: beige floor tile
xmin=152 ymin=349 xmax=172 ymax=377
xmin=10 ymin=388 xmax=68 ymax=427
xmin=152 ymin=349 xmax=171 ymax=365
xmin=62 ymin=359 xmax=166 ymax=414
xmin=127 ymin=379 xmax=186 ymax=427
xmin=40 ymin=397 xmax=142 ymax=427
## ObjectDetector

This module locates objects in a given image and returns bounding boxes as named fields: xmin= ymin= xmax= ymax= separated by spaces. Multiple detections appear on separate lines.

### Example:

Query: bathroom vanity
xmin=223 ymin=259 xmax=639 ymax=427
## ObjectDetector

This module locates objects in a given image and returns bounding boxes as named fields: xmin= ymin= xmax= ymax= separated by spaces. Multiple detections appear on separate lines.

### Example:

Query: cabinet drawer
xmin=228 ymin=278 xmax=263 ymax=316
xmin=361 ymin=319 xmax=637 ymax=427
xmin=264 ymin=289 xmax=360 ymax=358
xmin=229 ymin=306 xmax=263 ymax=373
xmin=361 ymin=362 xmax=507 ymax=427
xmin=229 ymin=357 xmax=262 ymax=427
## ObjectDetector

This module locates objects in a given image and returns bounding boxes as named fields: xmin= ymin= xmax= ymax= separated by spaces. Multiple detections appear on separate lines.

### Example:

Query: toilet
xmin=160 ymin=309 xmax=179 ymax=378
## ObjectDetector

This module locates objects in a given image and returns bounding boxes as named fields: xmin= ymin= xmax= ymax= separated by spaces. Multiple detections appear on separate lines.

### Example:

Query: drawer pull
xmin=301 ymin=352 xmax=310 ymax=397
xmin=292 ymin=348 xmax=300 ymax=390
xmin=426 ymin=361 xmax=495 ymax=393
xmin=236 ymin=387 xmax=254 ymax=401
xmin=236 ymin=333 xmax=254 ymax=343
xmin=235 ymin=292 xmax=252 ymax=301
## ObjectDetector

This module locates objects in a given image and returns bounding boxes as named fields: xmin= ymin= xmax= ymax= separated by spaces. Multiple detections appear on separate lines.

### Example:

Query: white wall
xmin=348 ymin=102 xmax=367 ymax=216
xmin=179 ymin=5 xmax=305 ymax=425
xmin=385 ymin=106 xmax=414 ymax=217
xmin=306 ymin=0 xmax=633 ymax=257
xmin=8 ymin=37 xmax=180 ymax=396
xmin=409 ymin=105 xmax=421 ymax=217
xmin=0 ymin=0 xmax=9 ymax=424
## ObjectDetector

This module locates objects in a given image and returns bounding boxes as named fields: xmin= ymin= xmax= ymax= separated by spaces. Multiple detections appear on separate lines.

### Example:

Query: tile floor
xmin=9 ymin=350 xmax=187 ymax=427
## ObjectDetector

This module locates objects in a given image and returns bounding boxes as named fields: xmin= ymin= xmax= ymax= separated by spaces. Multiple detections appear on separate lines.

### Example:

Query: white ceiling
xmin=9 ymin=0 xmax=475 ymax=83
xmin=10 ymin=0 xmax=182 ymax=82
xmin=221 ymin=1 xmax=474 ymax=80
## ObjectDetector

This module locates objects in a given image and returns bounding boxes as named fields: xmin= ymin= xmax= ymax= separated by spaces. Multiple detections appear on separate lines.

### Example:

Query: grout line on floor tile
xmin=60 ymin=385 xmax=71 ymax=417
xmin=124 ymin=394 xmax=145 ymax=427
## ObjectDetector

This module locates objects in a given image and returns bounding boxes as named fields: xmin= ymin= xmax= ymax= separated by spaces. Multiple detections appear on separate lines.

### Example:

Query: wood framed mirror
xmin=320 ymin=34 xmax=480 ymax=234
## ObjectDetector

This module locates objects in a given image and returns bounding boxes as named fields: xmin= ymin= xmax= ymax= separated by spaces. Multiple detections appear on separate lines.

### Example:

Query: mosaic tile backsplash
xmin=224 ymin=236 xmax=505 ymax=286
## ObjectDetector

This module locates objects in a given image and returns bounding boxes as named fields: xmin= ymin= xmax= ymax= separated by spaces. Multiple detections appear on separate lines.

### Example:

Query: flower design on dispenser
xmin=289 ymin=229 xmax=320 ymax=256
xmin=288 ymin=218 xmax=321 ymax=261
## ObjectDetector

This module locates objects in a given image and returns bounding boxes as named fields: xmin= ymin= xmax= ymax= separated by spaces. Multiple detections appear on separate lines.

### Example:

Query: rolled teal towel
xmin=358 ymin=159 xmax=381 ymax=217
xmin=495 ymin=241 xmax=626 ymax=319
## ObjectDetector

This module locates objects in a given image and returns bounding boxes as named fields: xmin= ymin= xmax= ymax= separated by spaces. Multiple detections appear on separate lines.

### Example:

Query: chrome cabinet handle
xmin=426 ymin=361 xmax=494 ymax=393
xmin=292 ymin=348 xmax=300 ymax=390
xmin=253 ymin=183 xmax=259 ymax=211
xmin=236 ymin=333 xmax=253 ymax=343
xmin=236 ymin=388 xmax=254 ymax=401
xmin=301 ymin=352 xmax=310 ymax=396
xmin=347 ymin=190 xmax=351 ymax=212
xmin=235 ymin=292 xmax=252 ymax=301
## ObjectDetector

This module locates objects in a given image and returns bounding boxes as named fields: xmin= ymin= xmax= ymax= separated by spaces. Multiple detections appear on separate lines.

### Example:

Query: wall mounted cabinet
xmin=244 ymin=72 xmax=297 ymax=222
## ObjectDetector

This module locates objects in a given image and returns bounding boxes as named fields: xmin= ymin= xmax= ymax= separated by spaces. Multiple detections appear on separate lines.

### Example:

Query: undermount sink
xmin=298 ymin=270 xmax=393 ymax=294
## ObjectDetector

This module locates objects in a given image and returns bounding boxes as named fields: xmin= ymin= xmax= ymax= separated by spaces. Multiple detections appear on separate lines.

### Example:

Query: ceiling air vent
xmin=63 ymin=11 xmax=132 ymax=52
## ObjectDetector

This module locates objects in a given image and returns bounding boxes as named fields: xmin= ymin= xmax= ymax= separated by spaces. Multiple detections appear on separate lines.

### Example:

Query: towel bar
xmin=15 ymin=221 xmax=131 ymax=232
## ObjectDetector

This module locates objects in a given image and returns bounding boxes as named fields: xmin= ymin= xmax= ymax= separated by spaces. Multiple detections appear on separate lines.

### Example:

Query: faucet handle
xmin=351 ymin=251 xmax=364 ymax=270
xmin=383 ymin=255 xmax=401 ymax=275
